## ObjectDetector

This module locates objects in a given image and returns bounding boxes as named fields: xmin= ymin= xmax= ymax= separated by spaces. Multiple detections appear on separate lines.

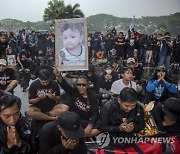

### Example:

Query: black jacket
xmin=97 ymin=98 xmax=145 ymax=136
xmin=0 ymin=114 xmax=38 ymax=154
xmin=39 ymin=121 xmax=87 ymax=154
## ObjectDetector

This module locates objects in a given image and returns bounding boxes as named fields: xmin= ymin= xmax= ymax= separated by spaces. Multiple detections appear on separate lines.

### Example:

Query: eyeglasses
xmin=77 ymin=83 xmax=87 ymax=87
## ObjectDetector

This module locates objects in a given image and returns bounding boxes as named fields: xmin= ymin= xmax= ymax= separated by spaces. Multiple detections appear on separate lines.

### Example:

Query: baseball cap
xmin=56 ymin=111 xmax=85 ymax=140
xmin=127 ymin=58 xmax=135 ymax=64
xmin=0 ymin=59 xmax=7 ymax=66
xmin=164 ymin=109 xmax=177 ymax=121
xmin=163 ymin=97 xmax=180 ymax=121
xmin=155 ymin=66 xmax=167 ymax=72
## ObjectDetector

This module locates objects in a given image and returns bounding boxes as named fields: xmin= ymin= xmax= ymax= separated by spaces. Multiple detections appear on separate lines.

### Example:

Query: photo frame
xmin=7 ymin=55 xmax=16 ymax=65
xmin=55 ymin=18 xmax=89 ymax=71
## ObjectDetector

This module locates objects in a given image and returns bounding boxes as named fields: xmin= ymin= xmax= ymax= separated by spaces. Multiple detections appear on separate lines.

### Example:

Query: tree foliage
xmin=43 ymin=0 xmax=65 ymax=21
xmin=43 ymin=0 xmax=84 ymax=21
xmin=64 ymin=3 xmax=84 ymax=18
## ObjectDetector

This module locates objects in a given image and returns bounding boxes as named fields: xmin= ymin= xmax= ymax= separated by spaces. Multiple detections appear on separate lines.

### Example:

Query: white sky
xmin=0 ymin=0 xmax=179 ymax=22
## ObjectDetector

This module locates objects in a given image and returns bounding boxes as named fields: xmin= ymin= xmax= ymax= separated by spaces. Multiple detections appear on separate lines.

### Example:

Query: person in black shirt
xmin=17 ymin=50 xmax=33 ymax=92
xmin=25 ymin=69 xmax=68 ymax=121
xmin=96 ymin=62 xmax=119 ymax=106
xmin=54 ymin=68 xmax=99 ymax=138
xmin=32 ymin=59 xmax=55 ymax=80
xmin=86 ymin=64 xmax=99 ymax=93
xmin=126 ymin=57 xmax=143 ymax=84
xmin=0 ymin=32 xmax=8 ymax=58
xmin=150 ymin=97 xmax=180 ymax=135
xmin=39 ymin=111 xmax=87 ymax=154
xmin=0 ymin=59 xmax=17 ymax=93
xmin=114 ymin=32 xmax=125 ymax=60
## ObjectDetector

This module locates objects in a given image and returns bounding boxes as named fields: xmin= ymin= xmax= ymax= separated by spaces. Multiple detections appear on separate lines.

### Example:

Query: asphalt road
xmin=14 ymin=80 xmax=33 ymax=115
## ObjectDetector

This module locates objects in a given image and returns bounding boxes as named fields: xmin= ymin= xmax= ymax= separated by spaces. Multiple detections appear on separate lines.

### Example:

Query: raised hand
xmin=7 ymin=126 xmax=21 ymax=148
xmin=61 ymin=136 xmax=79 ymax=149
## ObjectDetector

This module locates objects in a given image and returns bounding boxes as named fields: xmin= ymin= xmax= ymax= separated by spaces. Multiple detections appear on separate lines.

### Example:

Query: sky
xmin=0 ymin=0 xmax=180 ymax=22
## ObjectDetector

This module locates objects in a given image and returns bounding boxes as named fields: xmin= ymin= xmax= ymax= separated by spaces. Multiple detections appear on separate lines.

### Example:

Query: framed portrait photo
xmin=7 ymin=55 xmax=16 ymax=65
xmin=55 ymin=18 xmax=89 ymax=71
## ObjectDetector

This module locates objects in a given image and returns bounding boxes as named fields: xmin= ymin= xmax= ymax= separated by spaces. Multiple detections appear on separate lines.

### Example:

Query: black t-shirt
xmin=133 ymin=65 xmax=143 ymax=81
xmin=97 ymin=71 xmax=119 ymax=92
xmin=19 ymin=59 xmax=32 ymax=69
xmin=0 ymin=41 xmax=8 ymax=58
xmin=29 ymin=79 xmax=60 ymax=112
xmin=0 ymin=68 xmax=16 ymax=90
xmin=60 ymin=78 xmax=99 ymax=127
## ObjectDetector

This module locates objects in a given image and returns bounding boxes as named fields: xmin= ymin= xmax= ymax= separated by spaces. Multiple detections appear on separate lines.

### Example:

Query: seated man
xmin=97 ymin=62 xmax=119 ymax=93
xmin=17 ymin=50 xmax=33 ymax=92
xmin=126 ymin=57 xmax=143 ymax=84
xmin=25 ymin=69 xmax=68 ymax=121
xmin=54 ymin=68 xmax=99 ymax=138
xmin=96 ymin=62 xmax=119 ymax=106
xmin=0 ymin=59 xmax=17 ymax=93
xmin=97 ymin=87 xmax=145 ymax=146
xmin=86 ymin=64 xmax=99 ymax=93
xmin=150 ymin=97 xmax=180 ymax=135
xmin=111 ymin=67 xmax=137 ymax=95
xmin=39 ymin=111 xmax=87 ymax=154
xmin=144 ymin=66 xmax=177 ymax=104
xmin=0 ymin=93 xmax=38 ymax=153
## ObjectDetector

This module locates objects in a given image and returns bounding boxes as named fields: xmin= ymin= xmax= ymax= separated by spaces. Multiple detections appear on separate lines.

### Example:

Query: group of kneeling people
xmin=0 ymin=68 xmax=179 ymax=154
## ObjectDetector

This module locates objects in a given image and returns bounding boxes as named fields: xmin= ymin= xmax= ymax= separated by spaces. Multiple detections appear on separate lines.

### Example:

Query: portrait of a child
xmin=59 ymin=23 xmax=85 ymax=66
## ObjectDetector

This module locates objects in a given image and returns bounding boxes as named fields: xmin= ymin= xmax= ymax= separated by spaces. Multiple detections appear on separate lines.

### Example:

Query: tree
xmin=43 ymin=0 xmax=84 ymax=21
xmin=43 ymin=0 xmax=66 ymax=21
xmin=158 ymin=22 xmax=167 ymax=32
xmin=64 ymin=3 xmax=84 ymax=18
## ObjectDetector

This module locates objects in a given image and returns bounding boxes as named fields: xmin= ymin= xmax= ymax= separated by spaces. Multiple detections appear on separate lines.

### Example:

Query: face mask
xmin=105 ymin=69 xmax=112 ymax=74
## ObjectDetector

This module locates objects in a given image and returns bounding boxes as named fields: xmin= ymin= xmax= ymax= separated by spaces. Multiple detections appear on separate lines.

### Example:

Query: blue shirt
xmin=146 ymin=79 xmax=177 ymax=100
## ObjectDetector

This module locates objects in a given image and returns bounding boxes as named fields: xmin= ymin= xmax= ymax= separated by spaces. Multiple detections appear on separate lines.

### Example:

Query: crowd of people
xmin=0 ymin=28 xmax=179 ymax=153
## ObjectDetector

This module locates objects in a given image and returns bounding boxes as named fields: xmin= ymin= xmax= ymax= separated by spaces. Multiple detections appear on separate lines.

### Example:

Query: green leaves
xmin=43 ymin=0 xmax=84 ymax=21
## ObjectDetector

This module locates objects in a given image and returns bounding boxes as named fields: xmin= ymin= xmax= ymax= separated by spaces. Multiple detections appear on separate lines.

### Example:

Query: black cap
xmin=163 ymin=97 xmax=180 ymax=121
xmin=56 ymin=111 xmax=85 ymax=140
xmin=155 ymin=66 xmax=167 ymax=72
xmin=164 ymin=97 xmax=180 ymax=111
xmin=165 ymin=109 xmax=178 ymax=121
